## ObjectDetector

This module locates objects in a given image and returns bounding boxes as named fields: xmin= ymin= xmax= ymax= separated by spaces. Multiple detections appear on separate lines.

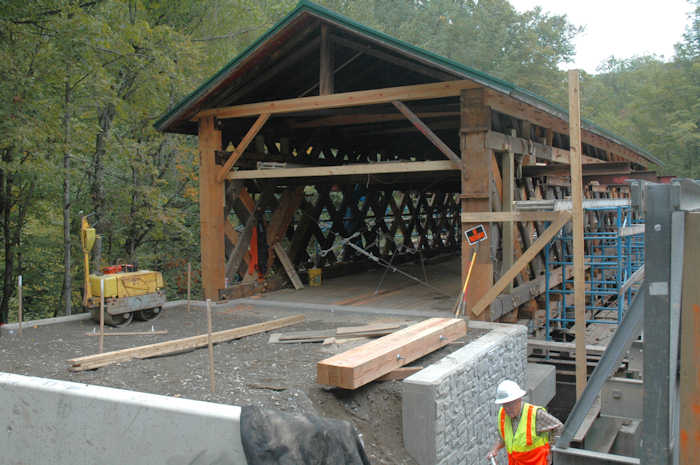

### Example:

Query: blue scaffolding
xmin=544 ymin=205 xmax=644 ymax=340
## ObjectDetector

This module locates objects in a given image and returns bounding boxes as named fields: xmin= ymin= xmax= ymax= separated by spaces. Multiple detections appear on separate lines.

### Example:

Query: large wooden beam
xmin=290 ymin=110 xmax=459 ymax=128
xmin=485 ymin=131 xmax=604 ymax=165
xmin=502 ymin=130 xmax=515 ymax=293
xmin=568 ymin=70 xmax=587 ymax=399
xmin=460 ymin=211 xmax=564 ymax=222
xmin=195 ymin=80 xmax=480 ymax=120
xmin=392 ymin=100 xmax=461 ymax=167
xmin=522 ymin=162 xmax=631 ymax=178
xmin=227 ymin=160 xmax=458 ymax=179
xmin=319 ymin=24 xmax=334 ymax=95
xmin=461 ymin=88 xmax=493 ymax=320
xmin=471 ymin=211 xmax=572 ymax=316
xmin=217 ymin=113 xmax=270 ymax=182
xmin=317 ymin=318 xmax=466 ymax=389
xmin=199 ymin=116 xmax=226 ymax=299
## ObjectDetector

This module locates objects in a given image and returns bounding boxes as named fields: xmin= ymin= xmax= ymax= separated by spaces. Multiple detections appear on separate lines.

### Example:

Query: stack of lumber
xmin=317 ymin=318 xmax=466 ymax=389
xmin=269 ymin=322 xmax=405 ymax=344
xmin=68 ymin=315 xmax=304 ymax=372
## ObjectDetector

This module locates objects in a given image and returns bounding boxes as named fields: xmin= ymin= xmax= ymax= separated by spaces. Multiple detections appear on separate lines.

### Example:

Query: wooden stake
xmin=568 ymin=69 xmax=587 ymax=399
xmin=206 ymin=299 xmax=215 ymax=393
xmin=99 ymin=279 xmax=105 ymax=354
xmin=186 ymin=262 xmax=191 ymax=313
xmin=17 ymin=275 xmax=22 ymax=337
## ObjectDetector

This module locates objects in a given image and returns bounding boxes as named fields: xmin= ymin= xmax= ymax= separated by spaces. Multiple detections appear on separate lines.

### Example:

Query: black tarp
xmin=240 ymin=406 xmax=371 ymax=465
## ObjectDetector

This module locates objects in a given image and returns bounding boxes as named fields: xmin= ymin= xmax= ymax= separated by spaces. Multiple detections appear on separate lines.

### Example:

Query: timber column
xmin=198 ymin=115 xmax=226 ymax=300
xmin=460 ymin=88 xmax=493 ymax=320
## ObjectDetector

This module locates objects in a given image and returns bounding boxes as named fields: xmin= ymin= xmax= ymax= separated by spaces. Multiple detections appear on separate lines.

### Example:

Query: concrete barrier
xmin=402 ymin=321 xmax=527 ymax=465
xmin=0 ymin=372 xmax=246 ymax=465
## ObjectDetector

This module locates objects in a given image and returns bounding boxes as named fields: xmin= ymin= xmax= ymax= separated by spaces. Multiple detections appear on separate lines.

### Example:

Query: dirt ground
xmin=0 ymin=299 xmax=484 ymax=464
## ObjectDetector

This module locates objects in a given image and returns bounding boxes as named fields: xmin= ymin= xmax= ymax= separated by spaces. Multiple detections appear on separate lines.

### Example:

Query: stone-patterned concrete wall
xmin=402 ymin=321 xmax=527 ymax=465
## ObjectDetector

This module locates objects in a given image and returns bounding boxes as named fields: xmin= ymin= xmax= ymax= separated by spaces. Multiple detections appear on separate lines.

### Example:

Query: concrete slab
xmin=526 ymin=362 xmax=556 ymax=407
xmin=0 ymin=372 xmax=246 ymax=465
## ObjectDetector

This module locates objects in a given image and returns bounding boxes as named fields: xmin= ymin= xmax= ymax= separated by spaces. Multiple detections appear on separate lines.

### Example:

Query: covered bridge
xmin=156 ymin=0 xmax=660 ymax=320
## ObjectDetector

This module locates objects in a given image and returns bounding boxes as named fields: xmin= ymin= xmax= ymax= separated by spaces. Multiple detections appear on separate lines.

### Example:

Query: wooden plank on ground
xmin=272 ymin=242 xmax=304 ymax=289
xmin=317 ymin=318 xmax=466 ymax=389
xmin=68 ymin=314 xmax=304 ymax=371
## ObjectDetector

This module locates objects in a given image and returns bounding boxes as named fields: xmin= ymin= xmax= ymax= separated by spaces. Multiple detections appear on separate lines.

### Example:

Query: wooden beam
xmin=461 ymin=88 xmax=493 ymax=320
xmin=483 ymin=89 xmax=650 ymax=167
xmin=68 ymin=315 xmax=304 ymax=371
xmin=266 ymin=187 xmax=304 ymax=245
xmin=503 ymin=130 xmax=515 ymax=293
xmin=392 ymin=100 xmax=461 ymax=167
xmin=522 ymin=162 xmax=631 ymax=178
xmin=319 ymin=24 xmax=334 ymax=95
xmin=272 ymin=242 xmax=304 ymax=290
xmin=227 ymin=160 xmax=458 ymax=179
xmin=198 ymin=115 xmax=225 ymax=300
xmin=569 ymin=69 xmax=587 ymax=400
xmin=195 ymin=80 xmax=480 ymax=120
xmin=317 ymin=318 xmax=466 ymax=389
xmin=217 ymin=113 xmax=270 ymax=182
xmin=485 ymin=131 xmax=604 ymax=165
xmin=472 ymin=211 xmax=572 ymax=316
xmin=619 ymin=224 xmax=645 ymax=237
xmin=225 ymin=213 xmax=255 ymax=280
xmin=461 ymin=211 xmax=564 ymax=223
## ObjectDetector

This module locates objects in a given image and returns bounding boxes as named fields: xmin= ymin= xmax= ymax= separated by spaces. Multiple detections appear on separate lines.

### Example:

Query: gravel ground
xmin=0 ymin=302 xmax=484 ymax=464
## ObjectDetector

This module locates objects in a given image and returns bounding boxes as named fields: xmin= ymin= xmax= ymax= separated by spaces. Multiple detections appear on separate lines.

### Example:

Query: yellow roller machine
xmin=81 ymin=217 xmax=166 ymax=326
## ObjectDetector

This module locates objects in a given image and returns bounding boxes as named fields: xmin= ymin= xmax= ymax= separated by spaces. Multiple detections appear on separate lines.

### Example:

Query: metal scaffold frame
xmin=544 ymin=204 xmax=645 ymax=339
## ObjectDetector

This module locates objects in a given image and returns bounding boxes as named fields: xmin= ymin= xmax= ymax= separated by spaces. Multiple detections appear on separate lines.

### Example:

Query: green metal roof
xmin=155 ymin=0 xmax=661 ymax=167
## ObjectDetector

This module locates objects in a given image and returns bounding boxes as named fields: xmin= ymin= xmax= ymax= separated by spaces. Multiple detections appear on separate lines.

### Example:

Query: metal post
xmin=187 ymin=262 xmax=191 ymax=313
xmin=17 ymin=275 xmax=23 ymax=336
xmin=640 ymin=184 xmax=677 ymax=464
xmin=99 ymin=279 xmax=105 ymax=354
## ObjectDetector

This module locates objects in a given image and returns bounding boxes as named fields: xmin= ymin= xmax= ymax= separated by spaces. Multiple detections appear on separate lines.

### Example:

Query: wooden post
xmin=460 ymin=88 xmax=493 ymax=320
xmin=17 ymin=275 xmax=22 ymax=336
xmin=319 ymin=24 xmax=334 ymax=95
xmin=198 ymin=115 xmax=225 ymax=300
xmin=206 ymin=299 xmax=216 ymax=393
xmin=186 ymin=262 xmax=191 ymax=313
xmin=568 ymin=69 xmax=587 ymax=399
xmin=503 ymin=130 xmax=516 ymax=293
xmin=99 ymin=279 xmax=105 ymax=354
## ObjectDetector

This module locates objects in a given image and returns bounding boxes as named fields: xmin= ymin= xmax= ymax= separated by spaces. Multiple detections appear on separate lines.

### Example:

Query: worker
xmin=486 ymin=379 xmax=562 ymax=465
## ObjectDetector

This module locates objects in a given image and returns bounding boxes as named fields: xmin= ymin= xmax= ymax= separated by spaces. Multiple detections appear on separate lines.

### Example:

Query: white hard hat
xmin=494 ymin=380 xmax=527 ymax=404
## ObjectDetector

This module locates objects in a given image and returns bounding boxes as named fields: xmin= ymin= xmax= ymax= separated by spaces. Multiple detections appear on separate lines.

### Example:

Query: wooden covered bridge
xmin=156 ymin=1 xmax=661 ymax=321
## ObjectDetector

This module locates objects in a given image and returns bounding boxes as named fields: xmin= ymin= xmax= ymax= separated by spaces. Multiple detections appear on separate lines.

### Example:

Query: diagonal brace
xmin=472 ymin=211 xmax=572 ymax=316
xmin=216 ymin=113 xmax=270 ymax=182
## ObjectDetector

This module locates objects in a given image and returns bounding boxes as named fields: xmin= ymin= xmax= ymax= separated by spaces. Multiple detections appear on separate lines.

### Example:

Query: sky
xmin=509 ymin=0 xmax=695 ymax=74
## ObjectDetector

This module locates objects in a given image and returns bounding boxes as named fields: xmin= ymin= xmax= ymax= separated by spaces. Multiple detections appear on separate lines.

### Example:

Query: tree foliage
xmin=0 ymin=0 xmax=696 ymax=323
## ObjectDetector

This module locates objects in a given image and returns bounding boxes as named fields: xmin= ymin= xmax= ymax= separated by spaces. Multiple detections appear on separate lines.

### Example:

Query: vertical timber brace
xmin=461 ymin=88 xmax=493 ymax=320
xmin=320 ymin=24 xmax=334 ymax=95
xmin=199 ymin=115 xmax=225 ymax=299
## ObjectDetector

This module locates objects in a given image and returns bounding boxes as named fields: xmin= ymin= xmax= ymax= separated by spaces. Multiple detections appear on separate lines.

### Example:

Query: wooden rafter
xmin=485 ymin=131 xmax=604 ymax=165
xmin=194 ymin=80 xmax=480 ymax=120
xmin=392 ymin=100 xmax=461 ymax=168
xmin=216 ymin=113 xmax=270 ymax=182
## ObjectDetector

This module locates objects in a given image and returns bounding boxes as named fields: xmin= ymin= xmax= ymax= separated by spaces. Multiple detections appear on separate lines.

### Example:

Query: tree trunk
xmin=92 ymin=103 xmax=114 ymax=231
xmin=62 ymin=65 xmax=72 ymax=316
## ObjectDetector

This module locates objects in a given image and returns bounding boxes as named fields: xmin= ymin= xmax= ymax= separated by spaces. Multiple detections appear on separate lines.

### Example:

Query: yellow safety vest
xmin=498 ymin=402 xmax=550 ymax=465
